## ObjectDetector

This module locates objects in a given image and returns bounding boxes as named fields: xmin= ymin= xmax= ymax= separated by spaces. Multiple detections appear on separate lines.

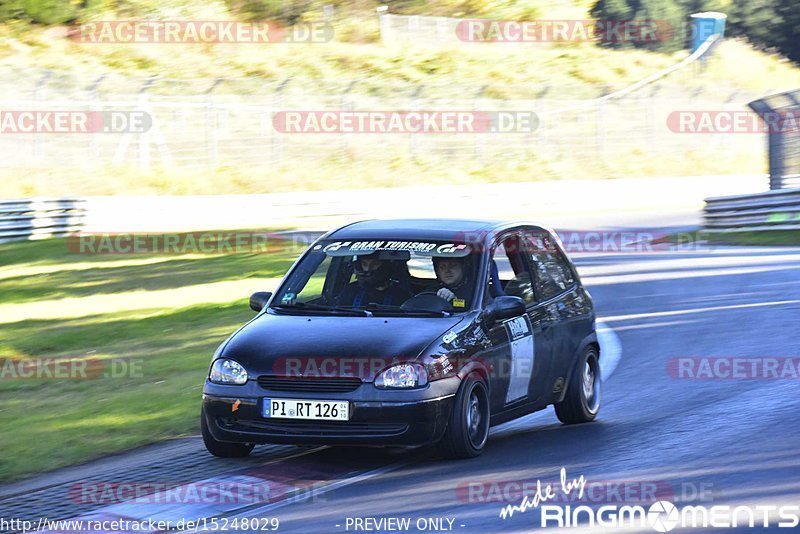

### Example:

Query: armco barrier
xmin=0 ymin=198 xmax=87 ymax=243
xmin=704 ymin=188 xmax=800 ymax=232
xmin=0 ymin=175 xmax=765 ymax=243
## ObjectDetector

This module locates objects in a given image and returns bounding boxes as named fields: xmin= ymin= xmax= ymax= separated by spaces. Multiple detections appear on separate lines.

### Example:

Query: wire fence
xmin=0 ymin=43 xmax=776 ymax=174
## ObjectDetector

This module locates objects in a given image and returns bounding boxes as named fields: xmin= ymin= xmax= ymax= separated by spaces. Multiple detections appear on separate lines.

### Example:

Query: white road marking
xmin=597 ymin=320 xmax=622 ymax=382
xmin=601 ymin=299 xmax=800 ymax=323
xmin=235 ymin=458 xmax=412 ymax=519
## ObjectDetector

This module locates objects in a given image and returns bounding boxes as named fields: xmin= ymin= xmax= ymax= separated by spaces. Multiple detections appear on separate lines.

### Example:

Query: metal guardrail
xmin=0 ymin=198 xmax=87 ymax=243
xmin=705 ymin=89 xmax=800 ymax=233
xmin=704 ymin=188 xmax=800 ymax=232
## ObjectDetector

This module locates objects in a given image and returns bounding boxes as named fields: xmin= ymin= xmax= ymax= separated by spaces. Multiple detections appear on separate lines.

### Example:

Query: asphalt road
xmin=2 ymin=243 xmax=799 ymax=534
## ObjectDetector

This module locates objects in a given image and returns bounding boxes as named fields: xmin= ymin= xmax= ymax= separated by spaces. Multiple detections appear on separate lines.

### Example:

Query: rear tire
xmin=554 ymin=345 xmax=601 ymax=424
xmin=439 ymin=374 xmax=490 ymax=459
xmin=201 ymin=409 xmax=255 ymax=458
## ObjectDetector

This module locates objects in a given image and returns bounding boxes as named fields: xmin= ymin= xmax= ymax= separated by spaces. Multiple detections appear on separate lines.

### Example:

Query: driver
xmin=433 ymin=256 xmax=473 ymax=310
xmin=336 ymin=252 xmax=412 ymax=307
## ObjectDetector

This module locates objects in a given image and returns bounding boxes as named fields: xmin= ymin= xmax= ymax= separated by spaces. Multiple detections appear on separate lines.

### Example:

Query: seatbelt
xmin=353 ymin=288 xmax=365 ymax=307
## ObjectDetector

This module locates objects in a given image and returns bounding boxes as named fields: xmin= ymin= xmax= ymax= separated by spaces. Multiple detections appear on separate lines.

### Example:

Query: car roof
xmin=326 ymin=219 xmax=547 ymax=242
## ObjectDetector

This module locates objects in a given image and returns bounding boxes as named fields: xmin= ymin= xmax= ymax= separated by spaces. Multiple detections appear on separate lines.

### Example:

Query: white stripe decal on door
xmin=504 ymin=315 xmax=535 ymax=404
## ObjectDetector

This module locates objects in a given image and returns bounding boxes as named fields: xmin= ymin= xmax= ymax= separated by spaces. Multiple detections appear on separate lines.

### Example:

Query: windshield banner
xmin=320 ymin=240 xmax=471 ymax=257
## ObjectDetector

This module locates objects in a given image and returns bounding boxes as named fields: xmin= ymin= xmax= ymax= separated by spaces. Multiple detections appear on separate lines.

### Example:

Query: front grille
xmin=228 ymin=418 xmax=408 ymax=437
xmin=256 ymin=375 xmax=363 ymax=393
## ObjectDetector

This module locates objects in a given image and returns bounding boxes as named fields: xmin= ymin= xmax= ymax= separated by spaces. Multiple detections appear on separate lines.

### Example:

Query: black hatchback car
xmin=201 ymin=219 xmax=600 ymax=459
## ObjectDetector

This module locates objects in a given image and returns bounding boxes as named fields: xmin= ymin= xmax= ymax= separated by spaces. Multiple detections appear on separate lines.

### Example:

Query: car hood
xmin=220 ymin=312 xmax=466 ymax=380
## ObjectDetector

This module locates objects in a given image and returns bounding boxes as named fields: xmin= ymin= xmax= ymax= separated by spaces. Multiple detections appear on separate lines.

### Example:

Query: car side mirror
xmin=249 ymin=291 xmax=272 ymax=312
xmin=483 ymin=295 xmax=526 ymax=326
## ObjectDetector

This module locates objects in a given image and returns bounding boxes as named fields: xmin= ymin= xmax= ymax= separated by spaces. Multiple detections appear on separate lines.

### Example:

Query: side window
xmin=492 ymin=242 xmax=516 ymax=282
xmin=485 ymin=234 xmax=537 ymax=306
xmin=523 ymin=232 xmax=575 ymax=301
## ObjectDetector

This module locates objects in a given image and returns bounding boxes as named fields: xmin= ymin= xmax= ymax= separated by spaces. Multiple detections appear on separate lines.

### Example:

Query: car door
xmin=520 ymin=229 xmax=582 ymax=401
xmin=482 ymin=231 xmax=554 ymax=415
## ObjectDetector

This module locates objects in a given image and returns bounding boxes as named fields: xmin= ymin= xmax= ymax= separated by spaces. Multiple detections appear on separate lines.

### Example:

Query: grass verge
xmin=705 ymin=230 xmax=800 ymax=246
xmin=0 ymin=234 xmax=300 ymax=482
xmin=664 ymin=229 xmax=800 ymax=247
xmin=1 ymin=20 xmax=800 ymax=196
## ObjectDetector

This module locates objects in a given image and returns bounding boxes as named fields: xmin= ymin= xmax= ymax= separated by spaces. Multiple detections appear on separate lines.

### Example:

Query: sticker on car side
xmin=504 ymin=315 xmax=535 ymax=404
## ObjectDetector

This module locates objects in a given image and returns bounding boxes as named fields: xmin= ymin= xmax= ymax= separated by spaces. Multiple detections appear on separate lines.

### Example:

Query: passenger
xmin=336 ymin=252 xmax=412 ymax=307
xmin=432 ymin=256 xmax=473 ymax=310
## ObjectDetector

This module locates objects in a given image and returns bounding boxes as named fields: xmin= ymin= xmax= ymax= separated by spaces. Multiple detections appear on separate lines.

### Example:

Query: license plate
xmin=263 ymin=398 xmax=349 ymax=421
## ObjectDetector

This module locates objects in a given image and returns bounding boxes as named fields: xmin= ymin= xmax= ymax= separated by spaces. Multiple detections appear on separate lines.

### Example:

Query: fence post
xmin=34 ymin=70 xmax=52 ymax=161
xmin=594 ymin=87 xmax=607 ymax=164
xmin=341 ymin=79 xmax=359 ymax=155
xmin=473 ymin=85 xmax=487 ymax=160
xmin=408 ymin=15 xmax=419 ymax=44
xmin=376 ymin=6 xmax=389 ymax=42
xmin=271 ymin=77 xmax=292 ymax=164
xmin=205 ymin=78 xmax=222 ymax=168
xmin=536 ymin=85 xmax=551 ymax=155
xmin=410 ymin=84 xmax=424 ymax=157
xmin=436 ymin=17 xmax=448 ymax=43
xmin=87 ymin=74 xmax=107 ymax=164
xmin=137 ymin=76 xmax=157 ymax=171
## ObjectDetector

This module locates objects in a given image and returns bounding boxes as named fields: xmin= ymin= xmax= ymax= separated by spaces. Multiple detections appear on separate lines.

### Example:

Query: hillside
xmin=1 ymin=3 xmax=800 ymax=196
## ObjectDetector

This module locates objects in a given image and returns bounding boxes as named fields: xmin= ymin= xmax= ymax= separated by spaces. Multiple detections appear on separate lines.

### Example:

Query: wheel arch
xmin=554 ymin=332 xmax=599 ymax=404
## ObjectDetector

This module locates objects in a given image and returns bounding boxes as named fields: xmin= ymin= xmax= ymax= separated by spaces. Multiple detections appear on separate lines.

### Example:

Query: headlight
xmin=209 ymin=359 xmax=248 ymax=385
xmin=374 ymin=363 xmax=428 ymax=389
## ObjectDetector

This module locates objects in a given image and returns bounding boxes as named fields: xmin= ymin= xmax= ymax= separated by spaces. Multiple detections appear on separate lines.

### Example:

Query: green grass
xmin=0 ymin=235 xmax=301 ymax=481
xmin=706 ymin=230 xmax=800 ymax=246
xmin=664 ymin=229 xmax=800 ymax=246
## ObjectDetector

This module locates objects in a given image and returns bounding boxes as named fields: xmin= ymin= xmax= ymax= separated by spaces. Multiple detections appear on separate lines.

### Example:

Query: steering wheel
xmin=400 ymin=291 xmax=453 ymax=312
xmin=417 ymin=291 xmax=444 ymax=298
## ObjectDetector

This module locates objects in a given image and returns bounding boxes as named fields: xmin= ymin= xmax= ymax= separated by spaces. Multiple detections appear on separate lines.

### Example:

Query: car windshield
xmin=271 ymin=239 xmax=480 ymax=316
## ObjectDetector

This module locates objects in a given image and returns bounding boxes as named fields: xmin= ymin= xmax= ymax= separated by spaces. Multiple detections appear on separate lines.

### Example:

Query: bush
xmin=594 ymin=0 xmax=800 ymax=62
xmin=20 ymin=0 xmax=77 ymax=24
xmin=223 ymin=0 xmax=313 ymax=24
xmin=0 ymin=0 xmax=24 ymax=22
xmin=725 ymin=0 xmax=800 ymax=62
xmin=591 ymin=0 xmax=686 ymax=52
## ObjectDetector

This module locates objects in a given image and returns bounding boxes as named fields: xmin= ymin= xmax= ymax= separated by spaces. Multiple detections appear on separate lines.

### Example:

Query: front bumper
xmin=202 ymin=376 xmax=460 ymax=446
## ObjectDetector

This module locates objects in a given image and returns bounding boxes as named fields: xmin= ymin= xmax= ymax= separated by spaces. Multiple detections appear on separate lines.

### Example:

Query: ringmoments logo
xmin=498 ymin=468 xmax=800 ymax=531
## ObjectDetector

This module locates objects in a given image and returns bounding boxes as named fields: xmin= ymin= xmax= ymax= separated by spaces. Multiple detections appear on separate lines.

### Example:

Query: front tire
xmin=439 ymin=374 xmax=490 ymax=459
xmin=554 ymin=345 xmax=601 ymax=424
xmin=201 ymin=409 xmax=255 ymax=458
